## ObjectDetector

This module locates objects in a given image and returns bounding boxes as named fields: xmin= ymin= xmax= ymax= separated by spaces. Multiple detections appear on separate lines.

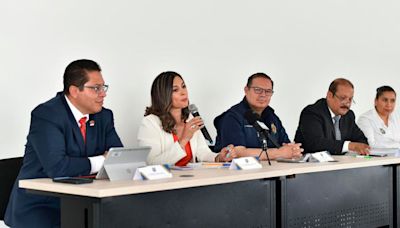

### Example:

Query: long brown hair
xmin=145 ymin=71 xmax=190 ymax=133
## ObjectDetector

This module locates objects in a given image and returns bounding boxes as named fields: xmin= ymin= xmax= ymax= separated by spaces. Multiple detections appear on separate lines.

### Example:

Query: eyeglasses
xmin=83 ymin=85 xmax=109 ymax=94
xmin=249 ymin=87 xmax=274 ymax=96
xmin=334 ymin=93 xmax=356 ymax=105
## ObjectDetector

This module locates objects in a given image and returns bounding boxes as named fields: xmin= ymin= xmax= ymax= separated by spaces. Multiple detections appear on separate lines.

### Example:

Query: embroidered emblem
xmin=380 ymin=128 xmax=386 ymax=134
xmin=271 ymin=123 xmax=277 ymax=134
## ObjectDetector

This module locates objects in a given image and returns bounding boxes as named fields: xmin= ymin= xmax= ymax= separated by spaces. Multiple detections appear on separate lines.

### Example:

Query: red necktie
xmin=79 ymin=117 xmax=87 ymax=143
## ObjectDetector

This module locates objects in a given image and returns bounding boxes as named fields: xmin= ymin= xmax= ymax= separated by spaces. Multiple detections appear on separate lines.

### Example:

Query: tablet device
xmin=96 ymin=147 xmax=151 ymax=181
xmin=369 ymin=148 xmax=400 ymax=157
xmin=53 ymin=177 xmax=93 ymax=184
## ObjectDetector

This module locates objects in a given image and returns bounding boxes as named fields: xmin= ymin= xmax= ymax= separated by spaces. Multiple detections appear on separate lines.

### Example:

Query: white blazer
xmin=137 ymin=114 xmax=217 ymax=165
xmin=357 ymin=109 xmax=400 ymax=148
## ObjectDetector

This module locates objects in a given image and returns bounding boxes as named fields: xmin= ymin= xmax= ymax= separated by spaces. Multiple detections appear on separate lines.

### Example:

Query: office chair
xmin=0 ymin=157 xmax=22 ymax=220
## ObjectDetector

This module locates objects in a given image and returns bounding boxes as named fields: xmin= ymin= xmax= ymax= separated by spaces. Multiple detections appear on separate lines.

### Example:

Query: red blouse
xmin=173 ymin=134 xmax=193 ymax=166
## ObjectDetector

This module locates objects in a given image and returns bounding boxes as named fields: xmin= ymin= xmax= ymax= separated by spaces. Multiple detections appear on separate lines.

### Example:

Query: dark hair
xmin=145 ymin=71 xmax=190 ymax=134
xmin=63 ymin=59 xmax=101 ymax=95
xmin=376 ymin=85 xmax=396 ymax=100
xmin=246 ymin=72 xmax=274 ymax=88
xmin=328 ymin=78 xmax=354 ymax=95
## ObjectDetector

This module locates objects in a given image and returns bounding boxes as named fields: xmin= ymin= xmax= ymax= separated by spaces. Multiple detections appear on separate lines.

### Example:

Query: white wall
xmin=1 ymin=0 xmax=400 ymax=160
xmin=1 ymin=0 xmax=400 ymax=226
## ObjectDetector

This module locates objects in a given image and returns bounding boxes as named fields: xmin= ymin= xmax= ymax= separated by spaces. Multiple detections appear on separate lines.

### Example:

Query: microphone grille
xmin=188 ymin=104 xmax=198 ymax=112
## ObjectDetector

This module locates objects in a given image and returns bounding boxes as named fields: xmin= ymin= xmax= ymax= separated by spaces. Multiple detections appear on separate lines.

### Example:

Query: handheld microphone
xmin=188 ymin=104 xmax=214 ymax=145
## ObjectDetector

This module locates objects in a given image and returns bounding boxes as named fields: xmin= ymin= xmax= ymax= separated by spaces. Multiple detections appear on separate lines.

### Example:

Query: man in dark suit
xmin=5 ymin=59 xmax=123 ymax=227
xmin=294 ymin=78 xmax=369 ymax=155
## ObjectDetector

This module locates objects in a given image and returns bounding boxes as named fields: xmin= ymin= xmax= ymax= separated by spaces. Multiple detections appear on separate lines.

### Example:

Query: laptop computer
xmin=96 ymin=147 xmax=151 ymax=181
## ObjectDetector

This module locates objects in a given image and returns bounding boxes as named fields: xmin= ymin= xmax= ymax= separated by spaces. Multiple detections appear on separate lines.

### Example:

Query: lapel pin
xmin=89 ymin=120 xmax=95 ymax=127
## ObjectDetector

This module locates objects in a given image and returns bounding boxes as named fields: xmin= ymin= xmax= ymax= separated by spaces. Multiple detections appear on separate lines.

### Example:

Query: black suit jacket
xmin=294 ymin=98 xmax=368 ymax=154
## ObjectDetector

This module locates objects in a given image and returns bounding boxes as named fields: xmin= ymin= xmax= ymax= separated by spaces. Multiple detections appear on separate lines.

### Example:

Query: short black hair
xmin=376 ymin=85 xmax=396 ymax=100
xmin=246 ymin=72 xmax=274 ymax=88
xmin=328 ymin=78 xmax=354 ymax=95
xmin=63 ymin=59 xmax=101 ymax=95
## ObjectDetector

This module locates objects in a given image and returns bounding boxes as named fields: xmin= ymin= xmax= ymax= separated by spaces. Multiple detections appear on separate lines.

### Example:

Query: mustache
xmin=340 ymin=105 xmax=350 ymax=110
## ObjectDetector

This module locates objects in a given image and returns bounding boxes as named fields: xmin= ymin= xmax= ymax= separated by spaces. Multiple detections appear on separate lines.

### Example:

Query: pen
xmin=202 ymin=162 xmax=231 ymax=167
xmin=355 ymin=155 xmax=372 ymax=159
xmin=368 ymin=154 xmax=387 ymax=157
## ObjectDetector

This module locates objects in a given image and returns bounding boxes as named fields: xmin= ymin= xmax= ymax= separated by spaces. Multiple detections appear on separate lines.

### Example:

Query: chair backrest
xmin=0 ymin=157 xmax=23 ymax=220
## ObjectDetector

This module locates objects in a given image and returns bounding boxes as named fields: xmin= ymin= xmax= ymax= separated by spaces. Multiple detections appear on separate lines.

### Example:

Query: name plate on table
xmin=229 ymin=157 xmax=262 ymax=170
xmin=134 ymin=165 xmax=172 ymax=180
xmin=311 ymin=151 xmax=335 ymax=162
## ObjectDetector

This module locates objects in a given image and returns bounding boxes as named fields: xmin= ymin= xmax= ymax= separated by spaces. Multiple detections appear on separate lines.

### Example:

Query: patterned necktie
xmin=333 ymin=115 xmax=341 ymax=140
xmin=79 ymin=117 xmax=87 ymax=143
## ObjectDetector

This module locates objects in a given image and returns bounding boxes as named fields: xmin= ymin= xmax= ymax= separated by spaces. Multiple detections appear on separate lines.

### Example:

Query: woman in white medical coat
xmin=358 ymin=86 xmax=400 ymax=148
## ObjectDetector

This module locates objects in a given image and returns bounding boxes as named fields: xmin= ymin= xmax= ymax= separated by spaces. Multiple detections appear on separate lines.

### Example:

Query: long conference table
xmin=19 ymin=156 xmax=400 ymax=228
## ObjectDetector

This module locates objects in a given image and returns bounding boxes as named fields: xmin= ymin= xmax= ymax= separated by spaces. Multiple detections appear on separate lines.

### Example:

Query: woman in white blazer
xmin=357 ymin=86 xmax=400 ymax=148
xmin=138 ymin=71 xmax=238 ymax=165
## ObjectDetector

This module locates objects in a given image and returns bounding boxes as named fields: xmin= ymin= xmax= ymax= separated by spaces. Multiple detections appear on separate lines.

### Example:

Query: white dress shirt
xmin=357 ymin=108 xmax=400 ymax=149
xmin=65 ymin=95 xmax=105 ymax=174
xmin=137 ymin=114 xmax=217 ymax=165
